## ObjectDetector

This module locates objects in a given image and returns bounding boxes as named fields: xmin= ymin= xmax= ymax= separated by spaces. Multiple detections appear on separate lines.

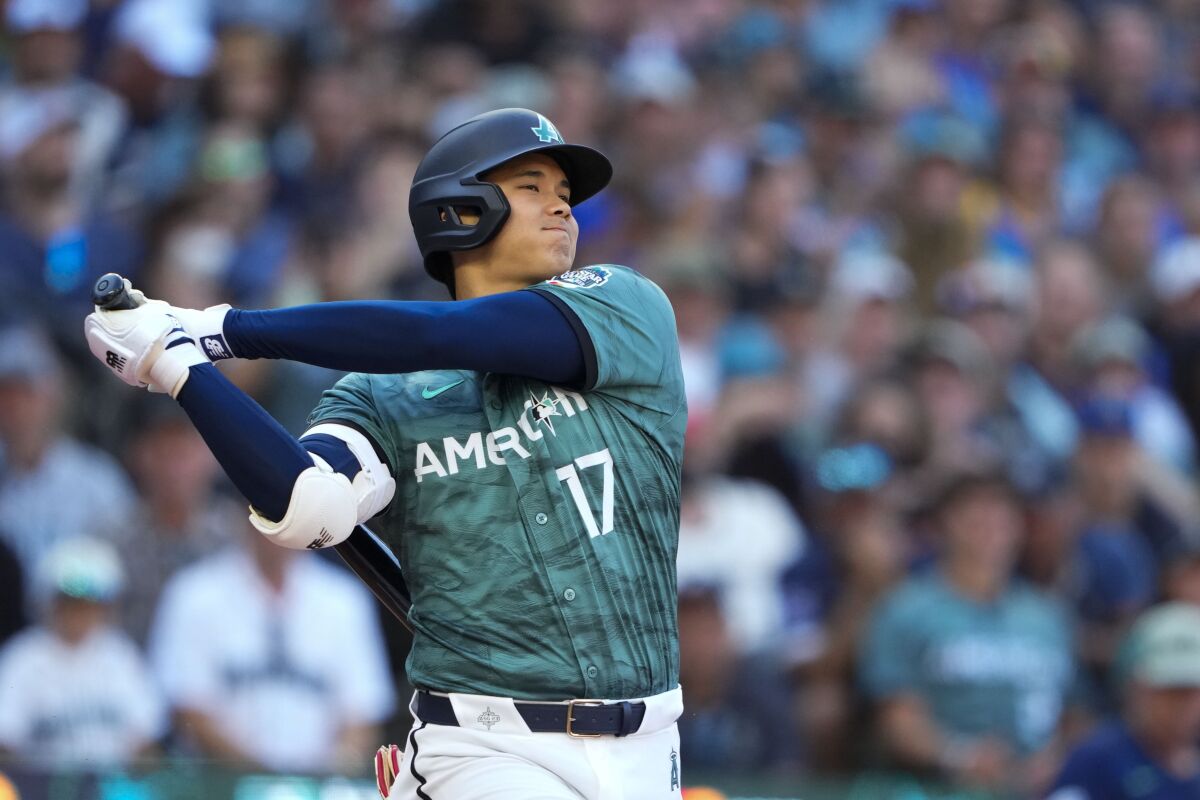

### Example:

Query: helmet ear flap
xmin=409 ymin=179 xmax=511 ymax=258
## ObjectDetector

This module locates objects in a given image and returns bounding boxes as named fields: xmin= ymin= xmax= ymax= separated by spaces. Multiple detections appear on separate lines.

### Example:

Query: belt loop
xmin=615 ymin=701 xmax=637 ymax=737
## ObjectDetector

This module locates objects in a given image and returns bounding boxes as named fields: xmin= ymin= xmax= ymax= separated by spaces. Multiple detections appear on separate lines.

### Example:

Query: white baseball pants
xmin=386 ymin=687 xmax=684 ymax=799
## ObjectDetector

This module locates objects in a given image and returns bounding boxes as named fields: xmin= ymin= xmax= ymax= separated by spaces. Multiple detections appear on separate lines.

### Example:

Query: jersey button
xmin=563 ymin=588 xmax=576 ymax=601
xmin=490 ymin=400 xmax=502 ymax=410
xmin=535 ymin=512 xmax=548 ymax=525
xmin=586 ymin=666 xmax=598 ymax=678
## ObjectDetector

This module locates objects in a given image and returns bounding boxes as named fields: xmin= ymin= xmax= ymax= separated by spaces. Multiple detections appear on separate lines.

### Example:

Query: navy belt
xmin=415 ymin=691 xmax=646 ymax=737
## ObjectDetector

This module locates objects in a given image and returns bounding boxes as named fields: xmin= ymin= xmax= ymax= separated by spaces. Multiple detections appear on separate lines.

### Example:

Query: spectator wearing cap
xmin=937 ymin=258 xmax=1034 ymax=370
xmin=1071 ymin=393 xmax=1157 ymax=624
xmin=782 ymin=441 xmax=908 ymax=771
xmin=675 ymin=581 xmax=801 ymax=775
xmin=0 ymin=86 xmax=141 ymax=346
xmin=0 ymin=322 xmax=136 ymax=586
xmin=804 ymin=248 xmax=915 ymax=434
xmin=1047 ymin=603 xmax=1200 ymax=799
xmin=101 ymin=0 xmax=214 ymax=211
xmin=690 ymin=305 xmax=801 ymax=500
xmin=1071 ymin=316 xmax=1196 ymax=475
xmin=889 ymin=111 xmax=992 ymax=315
xmin=0 ymin=536 xmax=165 ymax=768
xmin=859 ymin=469 xmax=1077 ymax=795
xmin=0 ymin=0 xmax=128 ymax=205
xmin=905 ymin=318 xmax=1056 ymax=499
xmin=1067 ymin=391 xmax=1194 ymax=711
xmin=938 ymin=256 xmax=1080 ymax=472
xmin=168 ymin=120 xmax=292 ymax=308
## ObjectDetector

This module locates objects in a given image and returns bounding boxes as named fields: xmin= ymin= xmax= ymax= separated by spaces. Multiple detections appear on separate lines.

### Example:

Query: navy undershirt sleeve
xmin=175 ymin=363 xmax=313 ymax=522
xmin=223 ymin=290 xmax=586 ymax=387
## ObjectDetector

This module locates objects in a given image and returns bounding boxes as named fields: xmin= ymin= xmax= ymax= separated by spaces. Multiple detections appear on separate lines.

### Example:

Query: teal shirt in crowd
xmin=861 ymin=571 xmax=1076 ymax=754
xmin=309 ymin=265 xmax=687 ymax=701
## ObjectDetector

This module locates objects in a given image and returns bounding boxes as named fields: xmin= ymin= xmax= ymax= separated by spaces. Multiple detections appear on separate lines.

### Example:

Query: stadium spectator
xmin=0 ymin=0 xmax=128 ymax=205
xmin=148 ymin=521 xmax=395 ymax=774
xmin=0 ymin=90 xmax=141 ymax=348
xmin=676 ymin=582 xmax=800 ymax=775
xmin=1070 ymin=316 xmax=1196 ymax=474
xmin=676 ymin=468 xmax=805 ymax=658
xmin=785 ymin=441 xmax=909 ymax=772
xmin=0 ymin=536 xmax=165 ymax=768
xmin=0 ymin=322 xmax=135 ymax=584
xmin=101 ymin=0 xmax=214 ymax=212
xmin=1068 ymin=391 xmax=1195 ymax=709
xmin=5 ymin=0 xmax=1200 ymax=792
xmin=115 ymin=399 xmax=240 ymax=645
xmin=1047 ymin=602 xmax=1200 ymax=800
xmin=860 ymin=468 xmax=1076 ymax=795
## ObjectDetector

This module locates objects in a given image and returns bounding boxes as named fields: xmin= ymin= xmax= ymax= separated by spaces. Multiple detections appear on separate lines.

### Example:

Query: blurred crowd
xmin=1 ymin=0 xmax=1200 ymax=797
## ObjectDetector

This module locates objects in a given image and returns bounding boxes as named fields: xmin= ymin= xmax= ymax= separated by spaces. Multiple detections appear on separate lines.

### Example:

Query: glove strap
xmin=148 ymin=334 xmax=208 ymax=398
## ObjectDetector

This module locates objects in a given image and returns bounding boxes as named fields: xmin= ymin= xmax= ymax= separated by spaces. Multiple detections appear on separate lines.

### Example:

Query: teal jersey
xmin=860 ymin=572 xmax=1076 ymax=754
xmin=309 ymin=265 xmax=686 ymax=700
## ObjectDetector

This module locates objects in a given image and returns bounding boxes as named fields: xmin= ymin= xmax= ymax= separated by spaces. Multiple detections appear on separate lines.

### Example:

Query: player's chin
xmin=540 ymin=245 xmax=576 ymax=276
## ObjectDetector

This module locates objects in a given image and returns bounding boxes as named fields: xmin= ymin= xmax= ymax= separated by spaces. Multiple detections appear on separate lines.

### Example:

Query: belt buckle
xmin=566 ymin=699 xmax=605 ymax=738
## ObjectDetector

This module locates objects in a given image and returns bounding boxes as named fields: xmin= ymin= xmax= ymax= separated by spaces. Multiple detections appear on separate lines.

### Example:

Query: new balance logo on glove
xmin=306 ymin=528 xmax=334 ymax=550
xmin=201 ymin=335 xmax=232 ymax=360
xmin=105 ymin=351 xmax=127 ymax=370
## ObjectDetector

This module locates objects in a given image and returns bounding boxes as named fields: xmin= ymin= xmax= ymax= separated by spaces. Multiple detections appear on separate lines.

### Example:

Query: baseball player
xmin=83 ymin=108 xmax=687 ymax=798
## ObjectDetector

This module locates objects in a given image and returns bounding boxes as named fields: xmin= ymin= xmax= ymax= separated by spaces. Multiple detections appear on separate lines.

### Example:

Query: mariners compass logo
xmin=478 ymin=707 xmax=501 ymax=731
xmin=531 ymin=114 xmax=564 ymax=144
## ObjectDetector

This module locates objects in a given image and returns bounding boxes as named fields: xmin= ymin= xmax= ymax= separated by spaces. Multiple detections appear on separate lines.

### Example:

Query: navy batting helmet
xmin=409 ymin=108 xmax=612 ymax=289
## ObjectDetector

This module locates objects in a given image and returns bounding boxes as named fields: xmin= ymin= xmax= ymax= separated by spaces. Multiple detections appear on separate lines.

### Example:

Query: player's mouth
xmin=543 ymin=226 xmax=570 ymax=236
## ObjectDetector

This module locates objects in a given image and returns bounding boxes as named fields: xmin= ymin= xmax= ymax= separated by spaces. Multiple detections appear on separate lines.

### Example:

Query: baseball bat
xmin=91 ymin=273 xmax=415 ymax=631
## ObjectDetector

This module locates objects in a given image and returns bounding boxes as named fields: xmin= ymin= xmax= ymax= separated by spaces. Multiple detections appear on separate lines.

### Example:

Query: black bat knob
xmin=92 ymin=273 xmax=137 ymax=310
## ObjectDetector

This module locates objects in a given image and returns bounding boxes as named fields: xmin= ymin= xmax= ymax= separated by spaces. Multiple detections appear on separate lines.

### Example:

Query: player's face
xmin=484 ymin=153 xmax=578 ymax=282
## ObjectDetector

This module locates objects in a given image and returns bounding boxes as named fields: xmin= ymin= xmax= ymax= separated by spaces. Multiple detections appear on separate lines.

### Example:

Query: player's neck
xmin=452 ymin=260 xmax=552 ymax=300
xmin=453 ymin=267 xmax=522 ymax=300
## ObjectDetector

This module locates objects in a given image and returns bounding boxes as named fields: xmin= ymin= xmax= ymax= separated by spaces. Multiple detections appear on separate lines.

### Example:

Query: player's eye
xmin=558 ymin=194 xmax=570 ymax=203
xmin=520 ymin=184 xmax=539 ymax=192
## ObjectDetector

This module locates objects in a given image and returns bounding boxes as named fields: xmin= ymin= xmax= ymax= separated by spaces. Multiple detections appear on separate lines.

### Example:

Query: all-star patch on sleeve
xmin=528 ymin=265 xmax=683 ymax=417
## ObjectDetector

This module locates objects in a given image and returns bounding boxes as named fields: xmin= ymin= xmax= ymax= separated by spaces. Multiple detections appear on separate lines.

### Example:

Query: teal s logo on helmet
xmin=531 ymin=113 xmax=564 ymax=144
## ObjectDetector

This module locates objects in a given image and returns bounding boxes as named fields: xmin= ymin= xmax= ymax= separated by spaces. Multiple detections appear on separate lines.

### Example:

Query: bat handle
xmin=92 ymin=273 xmax=139 ymax=310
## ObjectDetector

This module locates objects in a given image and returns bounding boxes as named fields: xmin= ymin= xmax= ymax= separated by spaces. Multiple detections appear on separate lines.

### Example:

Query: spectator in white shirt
xmin=148 ymin=521 xmax=396 ymax=774
xmin=0 ymin=536 xmax=166 ymax=768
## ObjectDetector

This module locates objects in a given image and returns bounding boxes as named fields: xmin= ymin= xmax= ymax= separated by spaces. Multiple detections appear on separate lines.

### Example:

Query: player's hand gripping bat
xmin=92 ymin=273 xmax=414 ymax=631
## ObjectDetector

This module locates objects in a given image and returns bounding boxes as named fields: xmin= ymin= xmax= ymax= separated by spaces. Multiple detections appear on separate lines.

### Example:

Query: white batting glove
xmin=168 ymin=303 xmax=235 ymax=362
xmin=115 ymin=279 xmax=236 ymax=363
xmin=84 ymin=306 xmax=207 ymax=398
